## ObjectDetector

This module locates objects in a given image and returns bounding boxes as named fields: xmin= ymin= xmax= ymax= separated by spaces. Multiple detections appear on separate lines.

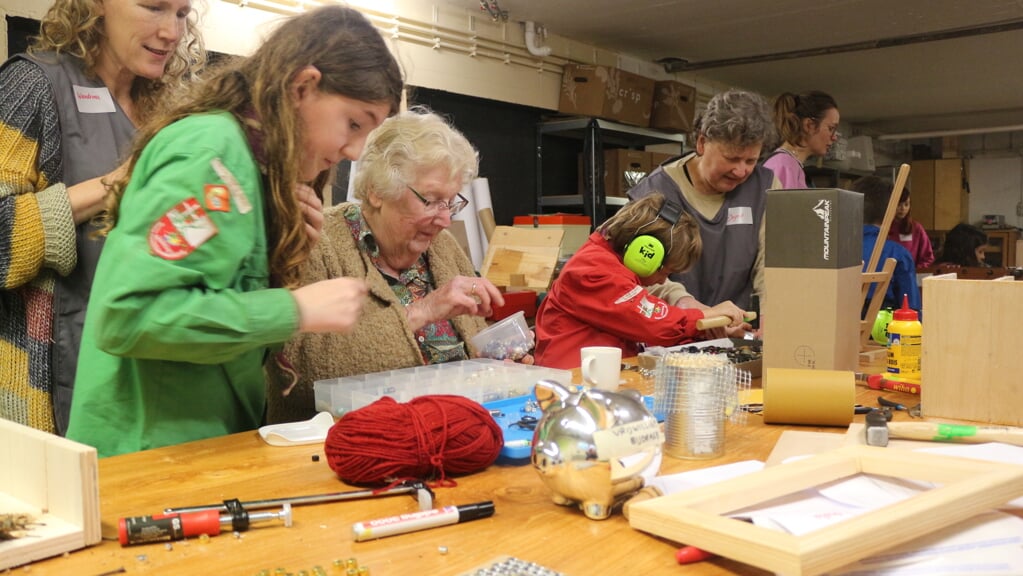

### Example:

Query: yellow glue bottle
xmin=886 ymin=294 xmax=922 ymax=384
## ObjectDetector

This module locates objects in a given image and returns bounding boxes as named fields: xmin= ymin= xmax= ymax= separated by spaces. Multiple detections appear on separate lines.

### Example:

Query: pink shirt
xmin=888 ymin=219 xmax=935 ymax=269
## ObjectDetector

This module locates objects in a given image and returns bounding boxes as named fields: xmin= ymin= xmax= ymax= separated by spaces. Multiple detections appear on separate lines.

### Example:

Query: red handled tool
xmin=118 ymin=499 xmax=291 ymax=546
xmin=676 ymin=545 xmax=715 ymax=564
xmin=855 ymin=372 xmax=921 ymax=395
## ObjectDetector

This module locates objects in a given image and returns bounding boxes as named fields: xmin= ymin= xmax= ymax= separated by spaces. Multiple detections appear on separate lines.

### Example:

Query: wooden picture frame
xmin=628 ymin=445 xmax=1023 ymax=576
xmin=0 ymin=419 xmax=101 ymax=570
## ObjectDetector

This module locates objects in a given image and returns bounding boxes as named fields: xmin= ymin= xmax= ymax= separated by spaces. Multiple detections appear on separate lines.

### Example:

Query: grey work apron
xmin=21 ymin=52 xmax=136 ymax=435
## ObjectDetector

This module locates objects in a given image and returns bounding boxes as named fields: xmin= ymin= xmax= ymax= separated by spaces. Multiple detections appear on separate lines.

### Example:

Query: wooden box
xmin=0 ymin=420 xmax=101 ymax=569
xmin=921 ymin=274 xmax=1023 ymax=425
xmin=480 ymin=226 xmax=564 ymax=291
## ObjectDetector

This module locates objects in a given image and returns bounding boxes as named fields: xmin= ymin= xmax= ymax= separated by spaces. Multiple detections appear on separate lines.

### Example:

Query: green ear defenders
xmin=623 ymin=199 xmax=683 ymax=278
xmin=623 ymin=235 xmax=665 ymax=277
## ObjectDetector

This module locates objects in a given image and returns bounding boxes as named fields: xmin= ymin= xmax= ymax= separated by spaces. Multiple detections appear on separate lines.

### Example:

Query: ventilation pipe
xmin=524 ymin=21 xmax=551 ymax=57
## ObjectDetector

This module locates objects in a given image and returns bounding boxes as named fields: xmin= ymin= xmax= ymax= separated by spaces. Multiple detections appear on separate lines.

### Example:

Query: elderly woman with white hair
xmin=266 ymin=107 xmax=507 ymax=424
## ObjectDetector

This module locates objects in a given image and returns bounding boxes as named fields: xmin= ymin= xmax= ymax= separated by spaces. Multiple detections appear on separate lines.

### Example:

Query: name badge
xmin=899 ymin=233 xmax=913 ymax=242
xmin=73 ymin=85 xmax=116 ymax=113
xmin=726 ymin=206 xmax=754 ymax=225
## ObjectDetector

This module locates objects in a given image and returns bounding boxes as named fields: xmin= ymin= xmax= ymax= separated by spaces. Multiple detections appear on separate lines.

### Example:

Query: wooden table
xmin=21 ymin=363 xmax=922 ymax=576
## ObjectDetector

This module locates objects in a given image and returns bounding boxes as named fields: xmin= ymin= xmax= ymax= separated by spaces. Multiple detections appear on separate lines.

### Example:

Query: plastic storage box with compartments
xmin=314 ymin=359 xmax=572 ymax=417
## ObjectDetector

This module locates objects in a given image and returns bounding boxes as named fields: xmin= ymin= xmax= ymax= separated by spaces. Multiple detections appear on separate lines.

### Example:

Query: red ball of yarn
xmin=324 ymin=394 xmax=504 ymax=485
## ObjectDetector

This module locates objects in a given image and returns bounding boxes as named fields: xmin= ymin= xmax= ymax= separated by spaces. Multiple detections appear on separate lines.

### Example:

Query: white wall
xmin=967 ymin=156 xmax=1023 ymax=228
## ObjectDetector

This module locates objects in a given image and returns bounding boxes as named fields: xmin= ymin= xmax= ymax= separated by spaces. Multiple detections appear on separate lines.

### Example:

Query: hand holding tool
xmin=696 ymin=311 xmax=757 ymax=330
xmin=865 ymin=419 xmax=1023 ymax=448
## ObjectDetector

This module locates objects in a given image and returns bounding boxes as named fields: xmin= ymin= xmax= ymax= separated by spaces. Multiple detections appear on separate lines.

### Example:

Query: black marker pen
xmin=352 ymin=501 xmax=494 ymax=541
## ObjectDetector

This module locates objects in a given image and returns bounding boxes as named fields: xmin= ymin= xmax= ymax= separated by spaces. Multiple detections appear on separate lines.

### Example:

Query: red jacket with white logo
xmin=534 ymin=232 xmax=707 ymax=369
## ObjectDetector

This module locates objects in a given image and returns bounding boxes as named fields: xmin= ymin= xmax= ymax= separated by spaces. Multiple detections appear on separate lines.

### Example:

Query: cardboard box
xmin=514 ymin=214 xmax=591 ymax=258
xmin=921 ymin=274 xmax=1023 ymax=425
xmin=650 ymin=80 xmax=697 ymax=133
xmin=765 ymin=188 xmax=863 ymax=269
xmin=604 ymin=148 xmax=651 ymax=197
xmin=648 ymin=151 xmax=678 ymax=168
xmin=764 ymin=188 xmax=864 ymax=372
xmin=558 ymin=64 xmax=654 ymax=127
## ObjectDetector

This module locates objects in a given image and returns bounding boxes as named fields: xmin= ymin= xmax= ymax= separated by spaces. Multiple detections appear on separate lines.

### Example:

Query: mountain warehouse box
xmin=764 ymin=188 xmax=863 ymax=372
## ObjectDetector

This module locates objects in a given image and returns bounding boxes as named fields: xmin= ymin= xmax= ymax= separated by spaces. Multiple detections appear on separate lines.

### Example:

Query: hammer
xmin=864 ymin=414 xmax=1023 ymax=448
xmin=696 ymin=311 xmax=757 ymax=330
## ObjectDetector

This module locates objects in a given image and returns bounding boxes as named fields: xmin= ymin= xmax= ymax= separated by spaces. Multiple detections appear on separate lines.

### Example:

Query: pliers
xmin=878 ymin=396 xmax=920 ymax=418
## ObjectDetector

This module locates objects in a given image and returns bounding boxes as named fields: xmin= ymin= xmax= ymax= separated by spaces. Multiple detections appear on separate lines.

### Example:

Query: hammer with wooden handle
xmin=865 ymin=416 xmax=1023 ymax=448
xmin=696 ymin=311 xmax=757 ymax=331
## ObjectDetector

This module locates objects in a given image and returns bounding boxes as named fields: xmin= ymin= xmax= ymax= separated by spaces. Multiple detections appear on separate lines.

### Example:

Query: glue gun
xmin=854 ymin=373 xmax=921 ymax=395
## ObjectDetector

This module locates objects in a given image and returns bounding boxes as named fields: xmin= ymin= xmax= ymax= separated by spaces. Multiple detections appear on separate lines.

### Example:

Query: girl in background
xmin=888 ymin=188 xmax=935 ymax=269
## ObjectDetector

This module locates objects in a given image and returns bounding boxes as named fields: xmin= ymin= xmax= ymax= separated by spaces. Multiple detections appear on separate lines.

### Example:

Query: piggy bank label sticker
xmin=149 ymin=198 xmax=219 ymax=260
xmin=593 ymin=419 xmax=663 ymax=480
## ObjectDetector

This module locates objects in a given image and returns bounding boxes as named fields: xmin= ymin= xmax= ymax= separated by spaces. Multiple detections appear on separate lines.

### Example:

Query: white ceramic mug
xmin=580 ymin=346 xmax=622 ymax=391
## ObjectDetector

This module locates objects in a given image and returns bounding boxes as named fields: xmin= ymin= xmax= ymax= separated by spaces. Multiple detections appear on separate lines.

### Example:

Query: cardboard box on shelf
xmin=604 ymin=149 xmax=651 ymax=197
xmin=514 ymin=213 xmax=591 ymax=258
xmin=648 ymin=151 xmax=678 ymax=169
xmin=649 ymin=80 xmax=697 ymax=133
xmin=764 ymin=188 xmax=863 ymax=373
xmin=558 ymin=64 xmax=654 ymax=127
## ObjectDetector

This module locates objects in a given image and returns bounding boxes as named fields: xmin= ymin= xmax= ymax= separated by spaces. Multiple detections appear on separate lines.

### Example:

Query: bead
xmin=438 ymin=546 xmax=448 ymax=555
xmin=357 ymin=568 xmax=370 ymax=576
xmin=164 ymin=543 xmax=173 ymax=551
xmin=311 ymin=454 xmax=320 ymax=462
xmin=198 ymin=533 xmax=211 ymax=543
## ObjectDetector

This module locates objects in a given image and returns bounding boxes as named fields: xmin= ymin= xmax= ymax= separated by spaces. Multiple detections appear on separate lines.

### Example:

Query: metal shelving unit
xmin=535 ymin=117 xmax=685 ymax=227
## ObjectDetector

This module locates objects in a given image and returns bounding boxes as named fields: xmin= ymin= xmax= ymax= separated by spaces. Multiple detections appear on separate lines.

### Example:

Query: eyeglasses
xmin=407 ymin=184 xmax=470 ymax=216
xmin=819 ymin=121 xmax=841 ymax=138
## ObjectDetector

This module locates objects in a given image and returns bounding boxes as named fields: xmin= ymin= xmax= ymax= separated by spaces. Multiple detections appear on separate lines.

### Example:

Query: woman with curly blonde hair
xmin=67 ymin=5 xmax=403 ymax=457
xmin=0 ymin=0 xmax=205 ymax=435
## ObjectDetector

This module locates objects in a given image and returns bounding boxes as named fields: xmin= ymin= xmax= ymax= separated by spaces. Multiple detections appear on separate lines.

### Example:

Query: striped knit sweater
xmin=1 ymin=57 xmax=76 ymax=433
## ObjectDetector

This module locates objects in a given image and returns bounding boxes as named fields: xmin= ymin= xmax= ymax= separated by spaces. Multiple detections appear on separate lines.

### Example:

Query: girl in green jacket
xmin=67 ymin=5 xmax=403 ymax=457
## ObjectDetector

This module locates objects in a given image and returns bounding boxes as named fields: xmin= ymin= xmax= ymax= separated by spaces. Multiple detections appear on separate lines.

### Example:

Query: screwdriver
xmin=119 ymin=499 xmax=291 ymax=546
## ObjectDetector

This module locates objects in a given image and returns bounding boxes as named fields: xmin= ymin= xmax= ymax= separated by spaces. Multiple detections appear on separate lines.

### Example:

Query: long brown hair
xmin=29 ymin=0 xmax=206 ymax=125
xmin=101 ymin=5 xmax=403 ymax=288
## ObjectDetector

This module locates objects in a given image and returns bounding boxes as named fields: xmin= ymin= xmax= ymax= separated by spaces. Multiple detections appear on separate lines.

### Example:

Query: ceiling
xmin=450 ymin=0 xmax=1023 ymax=138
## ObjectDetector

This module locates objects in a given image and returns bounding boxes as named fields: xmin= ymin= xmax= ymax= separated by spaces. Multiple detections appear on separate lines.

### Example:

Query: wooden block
xmin=480 ymin=226 xmax=564 ymax=291
xmin=628 ymin=445 xmax=1023 ymax=576
xmin=0 ymin=420 xmax=100 ymax=570
xmin=922 ymin=275 xmax=1023 ymax=425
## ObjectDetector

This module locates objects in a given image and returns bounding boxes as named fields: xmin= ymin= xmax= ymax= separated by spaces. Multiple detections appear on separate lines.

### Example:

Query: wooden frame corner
xmin=628 ymin=445 xmax=1023 ymax=576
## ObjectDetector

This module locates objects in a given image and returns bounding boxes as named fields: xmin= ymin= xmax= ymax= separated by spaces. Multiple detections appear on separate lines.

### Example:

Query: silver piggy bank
xmin=530 ymin=380 xmax=663 ymax=520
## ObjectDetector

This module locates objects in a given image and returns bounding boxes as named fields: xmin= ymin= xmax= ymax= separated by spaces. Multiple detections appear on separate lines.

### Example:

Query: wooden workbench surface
xmin=17 ymin=363 xmax=924 ymax=576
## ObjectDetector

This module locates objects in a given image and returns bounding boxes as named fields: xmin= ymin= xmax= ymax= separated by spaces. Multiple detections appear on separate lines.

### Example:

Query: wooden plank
xmin=628 ymin=445 xmax=1023 ymax=576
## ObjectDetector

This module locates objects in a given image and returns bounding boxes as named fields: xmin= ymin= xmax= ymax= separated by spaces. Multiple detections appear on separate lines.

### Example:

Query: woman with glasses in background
xmin=763 ymin=90 xmax=840 ymax=189
xmin=266 ymin=107 xmax=509 ymax=425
